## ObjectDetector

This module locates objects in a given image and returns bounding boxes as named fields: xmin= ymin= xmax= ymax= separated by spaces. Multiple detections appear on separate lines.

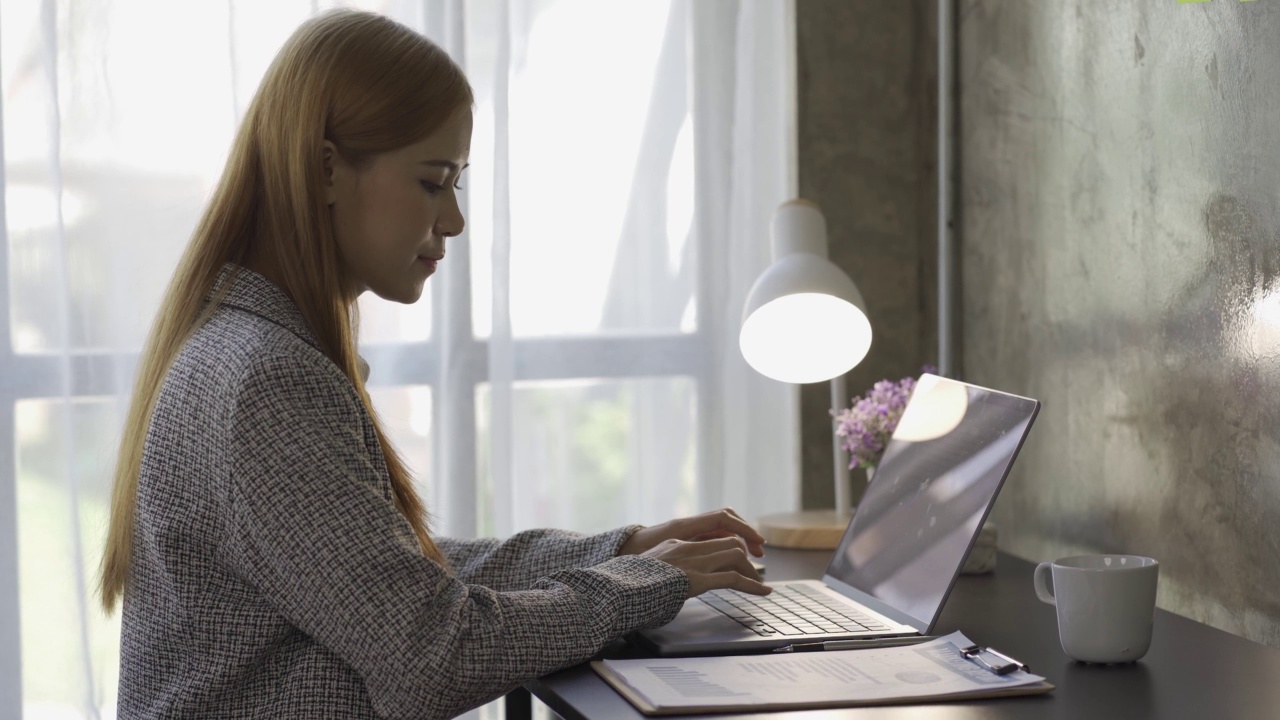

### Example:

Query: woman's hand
xmin=639 ymin=537 xmax=771 ymax=598
xmin=619 ymin=508 xmax=770 ymax=598
xmin=618 ymin=507 xmax=766 ymax=558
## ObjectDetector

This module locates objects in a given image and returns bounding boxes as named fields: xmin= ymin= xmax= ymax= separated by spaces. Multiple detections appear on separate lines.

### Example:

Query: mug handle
xmin=1033 ymin=562 xmax=1056 ymax=605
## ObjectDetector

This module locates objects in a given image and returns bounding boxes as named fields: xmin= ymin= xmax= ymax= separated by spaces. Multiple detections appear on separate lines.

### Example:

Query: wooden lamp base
xmin=758 ymin=509 xmax=853 ymax=550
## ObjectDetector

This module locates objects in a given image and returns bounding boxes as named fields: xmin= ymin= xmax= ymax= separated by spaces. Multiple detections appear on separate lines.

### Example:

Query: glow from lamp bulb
xmin=892 ymin=374 xmax=969 ymax=442
xmin=739 ymin=293 xmax=872 ymax=384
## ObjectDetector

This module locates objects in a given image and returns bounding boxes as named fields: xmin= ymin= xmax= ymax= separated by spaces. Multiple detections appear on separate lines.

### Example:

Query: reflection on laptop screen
xmin=824 ymin=374 xmax=1039 ymax=630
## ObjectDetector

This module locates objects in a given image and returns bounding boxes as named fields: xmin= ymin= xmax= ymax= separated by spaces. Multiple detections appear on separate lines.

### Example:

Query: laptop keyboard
xmin=698 ymin=583 xmax=894 ymax=637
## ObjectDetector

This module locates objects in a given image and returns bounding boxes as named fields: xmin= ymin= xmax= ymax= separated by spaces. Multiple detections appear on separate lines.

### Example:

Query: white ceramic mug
xmin=1033 ymin=555 xmax=1159 ymax=663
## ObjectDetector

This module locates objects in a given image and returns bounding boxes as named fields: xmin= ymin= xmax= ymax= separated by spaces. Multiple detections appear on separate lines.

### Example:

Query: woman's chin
xmin=371 ymin=280 xmax=426 ymax=305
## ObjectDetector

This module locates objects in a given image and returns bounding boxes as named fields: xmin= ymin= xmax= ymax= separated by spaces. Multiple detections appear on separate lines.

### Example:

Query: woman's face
xmin=325 ymin=108 xmax=472 ymax=303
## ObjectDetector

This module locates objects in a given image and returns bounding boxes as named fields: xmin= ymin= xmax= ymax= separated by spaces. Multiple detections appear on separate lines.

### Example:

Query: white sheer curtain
xmin=0 ymin=0 xmax=797 ymax=717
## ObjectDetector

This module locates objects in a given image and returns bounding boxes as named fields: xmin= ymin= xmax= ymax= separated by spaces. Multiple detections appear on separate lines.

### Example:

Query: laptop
xmin=633 ymin=373 xmax=1040 ymax=656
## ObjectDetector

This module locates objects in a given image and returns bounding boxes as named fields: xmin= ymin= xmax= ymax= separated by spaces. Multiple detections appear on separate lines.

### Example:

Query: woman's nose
xmin=436 ymin=195 xmax=465 ymax=238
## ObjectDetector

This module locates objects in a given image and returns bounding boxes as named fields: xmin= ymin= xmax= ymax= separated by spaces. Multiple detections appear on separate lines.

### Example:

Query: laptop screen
xmin=824 ymin=374 xmax=1040 ymax=630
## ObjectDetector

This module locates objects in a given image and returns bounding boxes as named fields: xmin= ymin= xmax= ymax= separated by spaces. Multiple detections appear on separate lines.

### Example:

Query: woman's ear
xmin=321 ymin=140 xmax=341 ymax=206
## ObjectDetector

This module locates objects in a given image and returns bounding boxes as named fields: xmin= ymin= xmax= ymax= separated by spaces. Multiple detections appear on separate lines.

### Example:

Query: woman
xmin=97 ymin=9 xmax=769 ymax=720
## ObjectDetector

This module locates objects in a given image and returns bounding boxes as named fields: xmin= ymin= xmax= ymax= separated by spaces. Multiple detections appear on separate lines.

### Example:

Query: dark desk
xmin=527 ymin=549 xmax=1280 ymax=719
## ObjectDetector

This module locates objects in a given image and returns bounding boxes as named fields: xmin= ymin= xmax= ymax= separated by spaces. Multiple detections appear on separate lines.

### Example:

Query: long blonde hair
xmin=98 ymin=9 xmax=468 ymax=612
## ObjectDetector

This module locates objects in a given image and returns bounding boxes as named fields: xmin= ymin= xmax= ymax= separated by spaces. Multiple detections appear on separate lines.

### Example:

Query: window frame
xmin=1 ymin=116 xmax=21 ymax=715
xmin=0 ymin=3 xmax=737 ymax=708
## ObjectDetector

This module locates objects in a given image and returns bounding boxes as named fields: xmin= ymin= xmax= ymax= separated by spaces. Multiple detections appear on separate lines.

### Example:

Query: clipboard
xmin=592 ymin=632 xmax=1054 ymax=716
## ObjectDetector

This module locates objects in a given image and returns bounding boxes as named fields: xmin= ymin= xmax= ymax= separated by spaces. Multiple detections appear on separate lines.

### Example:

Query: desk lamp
xmin=740 ymin=198 xmax=871 ymax=549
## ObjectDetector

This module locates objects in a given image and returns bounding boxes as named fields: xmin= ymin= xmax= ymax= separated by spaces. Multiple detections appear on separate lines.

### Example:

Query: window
xmin=1 ymin=1 xmax=796 ymax=717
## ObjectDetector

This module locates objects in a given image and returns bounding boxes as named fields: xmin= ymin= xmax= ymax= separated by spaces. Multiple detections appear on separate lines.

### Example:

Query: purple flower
xmin=830 ymin=367 xmax=932 ymax=470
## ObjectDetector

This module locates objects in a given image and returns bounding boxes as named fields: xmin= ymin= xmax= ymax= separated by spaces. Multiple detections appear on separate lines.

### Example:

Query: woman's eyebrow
xmin=419 ymin=160 xmax=469 ymax=172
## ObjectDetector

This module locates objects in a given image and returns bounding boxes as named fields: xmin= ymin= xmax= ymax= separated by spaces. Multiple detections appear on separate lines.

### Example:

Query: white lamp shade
xmin=739 ymin=253 xmax=872 ymax=384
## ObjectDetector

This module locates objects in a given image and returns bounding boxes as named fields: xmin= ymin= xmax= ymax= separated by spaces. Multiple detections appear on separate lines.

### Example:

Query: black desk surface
xmin=528 ymin=549 xmax=1280 ymax=719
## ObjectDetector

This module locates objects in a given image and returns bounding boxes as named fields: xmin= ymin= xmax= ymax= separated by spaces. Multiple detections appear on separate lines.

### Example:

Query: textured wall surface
xmin=796 ymin=0 xmax=938 ymax=510
xmin=960 ymin=0 xmax=1280 ymax=646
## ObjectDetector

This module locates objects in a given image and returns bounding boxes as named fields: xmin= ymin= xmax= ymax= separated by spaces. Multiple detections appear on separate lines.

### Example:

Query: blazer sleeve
xmin=436 ymin=525 xmax=643 ymax=591
xmin=223 ymin=355 xmax=689 ymax=720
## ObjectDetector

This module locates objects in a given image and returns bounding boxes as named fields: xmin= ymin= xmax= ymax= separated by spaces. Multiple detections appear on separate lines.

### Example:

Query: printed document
xmin=594 ymin=631 xmax=1052 ymax=714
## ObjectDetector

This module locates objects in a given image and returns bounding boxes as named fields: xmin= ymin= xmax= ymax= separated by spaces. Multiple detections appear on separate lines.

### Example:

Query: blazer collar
xmin=209 ymin=263 xmax=322 ymax=351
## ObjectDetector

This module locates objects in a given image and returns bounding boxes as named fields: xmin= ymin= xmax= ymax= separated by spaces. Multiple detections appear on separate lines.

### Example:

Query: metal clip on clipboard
xmin=959 ymin=644 xmax=1030 ymax=675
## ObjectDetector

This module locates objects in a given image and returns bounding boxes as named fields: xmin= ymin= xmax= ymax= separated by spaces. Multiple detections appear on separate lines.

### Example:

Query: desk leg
xmin=504 ymin=687 xmax=533 ymax=720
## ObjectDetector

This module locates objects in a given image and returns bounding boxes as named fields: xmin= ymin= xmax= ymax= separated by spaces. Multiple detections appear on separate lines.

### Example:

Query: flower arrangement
xmin=831 ymin=367 xmax=935 ymax=470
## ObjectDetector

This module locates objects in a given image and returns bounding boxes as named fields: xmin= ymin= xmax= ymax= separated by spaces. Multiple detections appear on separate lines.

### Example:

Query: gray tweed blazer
xmin=118 ymin=264 xmax=689 ymax=719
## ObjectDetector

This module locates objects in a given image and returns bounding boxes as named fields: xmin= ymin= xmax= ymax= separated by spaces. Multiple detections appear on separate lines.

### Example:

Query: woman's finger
xmin=678 ymin=508 xmax=752 ymax=538
xmin=685 ymin=536 xmax=749 ymax=556
xmin=694 ymin=548 xmax=762 ymax=581
xmin=682 ymin=509 xmax=766 ymax=555
xmin=704 ymin=570 xmax=771 ymax=596
xmin=690 ymin=529 xmax=736 ymax=542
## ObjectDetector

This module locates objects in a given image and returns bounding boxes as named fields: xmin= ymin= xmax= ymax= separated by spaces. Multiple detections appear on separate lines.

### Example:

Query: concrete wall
xmin=795 ymin=0 xmax=938 ymax=510
xmin=959 ymin=0 xmax=1280 ymax=646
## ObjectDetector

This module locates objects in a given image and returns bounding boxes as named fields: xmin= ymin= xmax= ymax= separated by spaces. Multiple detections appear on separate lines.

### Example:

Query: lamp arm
xmin=830 ymin=374 xmax=852 ymax=517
